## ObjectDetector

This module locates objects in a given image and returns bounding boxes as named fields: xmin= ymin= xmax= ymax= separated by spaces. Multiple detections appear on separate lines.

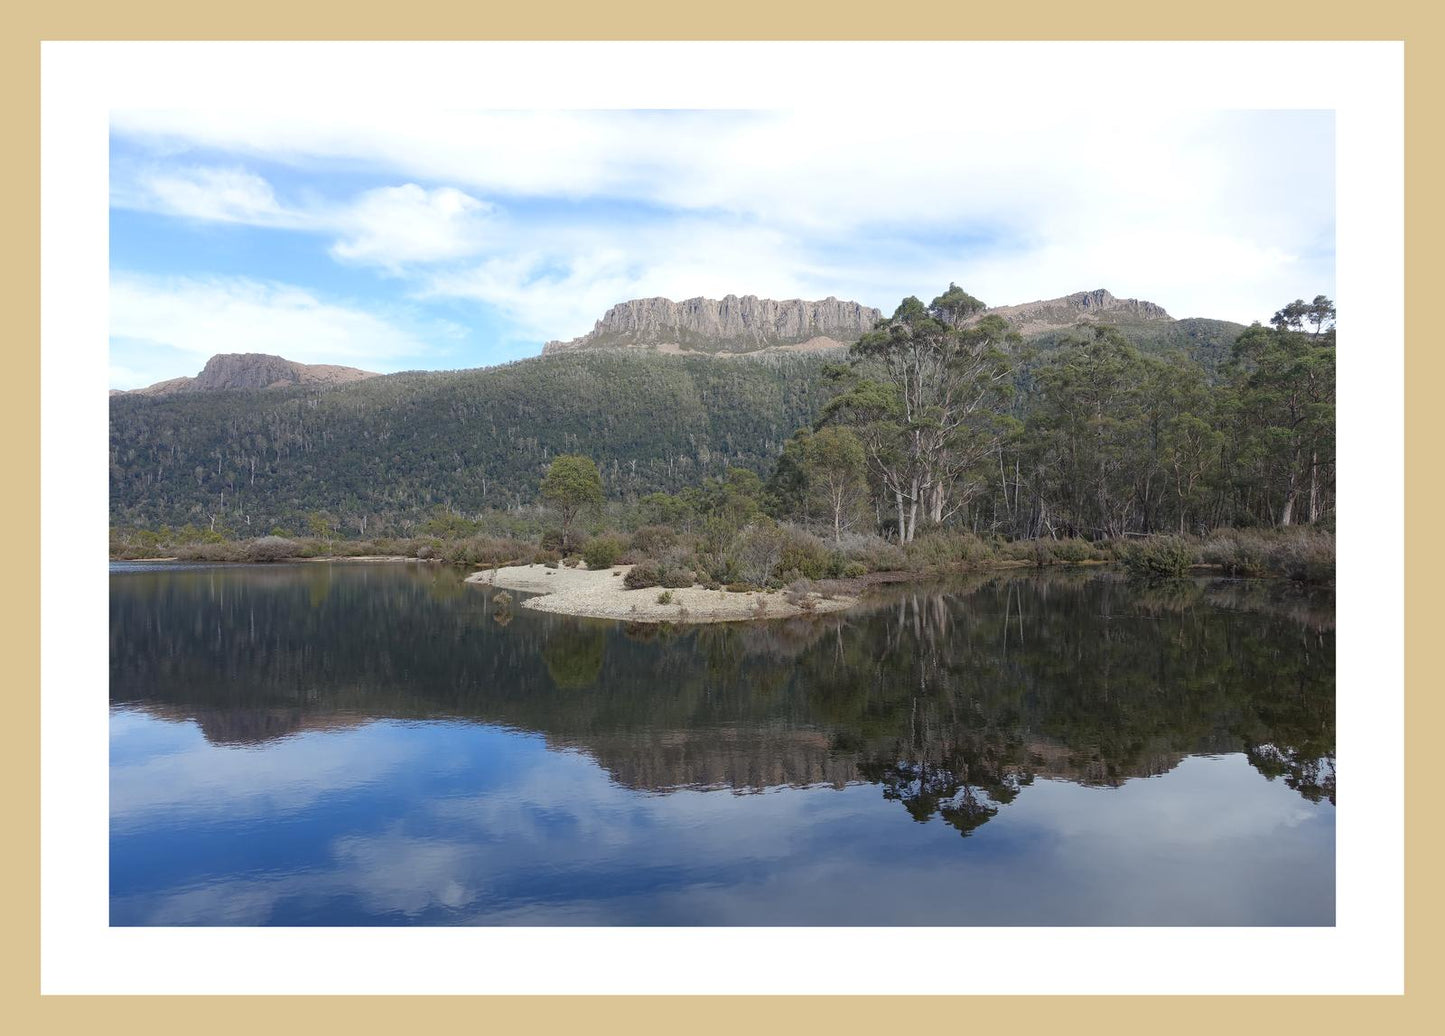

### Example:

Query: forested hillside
xmin=108 ymin=287 xmax=1297 ymax=541
xmin=109 ymin=350 xmax=833 ymax=532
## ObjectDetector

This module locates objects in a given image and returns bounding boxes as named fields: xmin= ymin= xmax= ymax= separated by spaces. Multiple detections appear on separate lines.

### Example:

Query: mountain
xmin=107 ymin=287 xmax=1250 ymax=531
xmin=977 ymin=289 xmax=1247 ymax=372
xmin=119 ymin=352 xmax=380 ymax=396
xmin=542 ymin=295 xmax=882 ymax=355
xmin=978 ymin=288 xmax=1172 ymax=335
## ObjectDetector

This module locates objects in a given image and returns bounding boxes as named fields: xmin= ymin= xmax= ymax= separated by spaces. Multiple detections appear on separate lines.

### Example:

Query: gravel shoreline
xmin=466 ymin=563 xmax=856 ymax=624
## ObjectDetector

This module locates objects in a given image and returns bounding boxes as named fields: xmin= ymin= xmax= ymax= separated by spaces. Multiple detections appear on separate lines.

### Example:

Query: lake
xmin=110 ymin=561 xmax=1335 ymax=925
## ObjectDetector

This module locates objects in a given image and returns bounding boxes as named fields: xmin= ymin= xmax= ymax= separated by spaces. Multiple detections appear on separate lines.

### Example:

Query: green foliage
xmin=245 ymin=535 xmax=299 ymax=562
xmin=582 ymin=534 xmax=626 ymax=570
xmin=727 ymin=520 xmax=787 ymax=587
xmin=109 ymin=350 xmax=830 ymax=531
xmin=541 ymin=454 xmax=604 ymax=547
xmin=1118 ymin=536 xmax=1196 ymax=578
xmin=656 ymin=590 xmax=674 ymax=605
xmin=776 ymin=526 xmax=831 ymax=581
xmin=629 ymin=525 xmax=677 ymax=557
xmin=108 ymin=293 xmax=1333 ymax=584
xmin=903 ymin=530 xmax=991 ymax=571
xmin=624 ymin=561 xmax=663 ymax=589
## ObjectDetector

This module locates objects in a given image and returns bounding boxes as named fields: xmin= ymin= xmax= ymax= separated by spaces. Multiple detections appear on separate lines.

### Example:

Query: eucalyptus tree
xmin=1227 ymin=306 xmax=1335 ymax=526
xmin=540 ymin=454 xmax=604 ymax=549
xmin=821 ymin=286 xmax=1020 ymax=542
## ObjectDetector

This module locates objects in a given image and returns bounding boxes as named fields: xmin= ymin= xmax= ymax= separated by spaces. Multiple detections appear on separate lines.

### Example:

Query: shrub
xmin=834 ymin=532 xmax=905 ymax=573
xmin=582 ymin=534 xmax=626 ymax=570
xmin=629 ymin=524 xmax=677 ymax=557
xmin=244 ymin=535 xmax=299 ymax=562
xmin=904 ymin=530 xmax=991 ymax=571
xmin=841 ymin=561 xmax=868 ymax=579
xmin=533 ymin=548 xmax=562 ymax=566
xmin=624 ymin=561 xmax=663 ymax=589
xmin=455 ymin=535 xmax=528 ymax=568
xmin=657 ymin=590 xmax=674 ymax=605
xmin=777 ymin=527 xmax=830 ymax=580
xmin=1201 ymin=534 xmax=1266 ymax=577
xmin=727 ymin=521 xmax=787 ymax=586
xmin=493 ymin=591 xmax=513 ymax=607
xmin=561 ymin=555 xmax=581 ymax=568
xmin=1049 ymin=538 xmax=1095 ymax=564
xmin=540 ymin=529 xmax=565 ymax=553
xmin=1119 ymin=536 xmax=1196 ymax=578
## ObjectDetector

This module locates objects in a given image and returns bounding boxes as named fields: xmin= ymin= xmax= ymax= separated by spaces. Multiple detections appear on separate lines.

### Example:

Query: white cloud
xmin=328 ymin=184 xmax=491 ymax=271
xmin=116 ymin=164 xmax=300 ymax=226
xmin=108 ymin=273 xmax=442 ymax=388
xmin=111 ymin=108 xmax=1335 ymax=334
xmin=113 ymin=165 xmax=494 ymax=271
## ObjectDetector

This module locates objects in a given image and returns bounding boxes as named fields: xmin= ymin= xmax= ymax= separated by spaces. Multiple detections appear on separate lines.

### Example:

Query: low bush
xmin=834 ymin=532 xmax=905 ymax=573
xmin=629 ymin=524 xmax=677 ymax=557
xmin=1118 ymin=536 xmax=1196 ymax=578
xmin=657 ymin=590 xmax=674 ymax=605
xmin=904 ymin=530 xmax=991 ymax=571
xmin=533 ymin=548 xmax=562 ymax=566
xmin=624 ymin=561 xmax=663 ymax=589
xmin=1200 ymin=528 xmax=1334 ymax=583
xmin=452 ymin=535 xmax=529 ymax=568
xmin=244 ymin=535 xmax=299 ymax=562
xmin=1048 ymin=538 xmax=1095 ymax=564
xmin=582 ymin=534 xmax=626 ymax=570
xmin=659 ymin=566 xmax=695 ymax=589
xmin=776 ymin=527 xmax=831 ymax=580
xmin=727 ymin=521 xmax=787 ymax=586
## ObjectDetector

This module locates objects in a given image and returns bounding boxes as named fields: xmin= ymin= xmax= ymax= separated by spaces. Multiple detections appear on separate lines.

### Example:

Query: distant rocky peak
xmin=117 ymin=352 xmax=380 ymax=397
xmin=976 ymin=288 xmax=1173 ymax=335
xmin=543 ymin=295 xmax=882 ymax=355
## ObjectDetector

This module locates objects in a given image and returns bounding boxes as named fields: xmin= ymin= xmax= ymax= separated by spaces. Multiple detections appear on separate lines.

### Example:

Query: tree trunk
xmin=1308 ymin=450 xmax=1320 ymax=524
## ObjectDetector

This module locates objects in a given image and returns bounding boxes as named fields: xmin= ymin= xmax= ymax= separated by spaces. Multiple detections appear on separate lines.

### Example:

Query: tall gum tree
xmin=822 ymin=285 xmax=1019 ymax=542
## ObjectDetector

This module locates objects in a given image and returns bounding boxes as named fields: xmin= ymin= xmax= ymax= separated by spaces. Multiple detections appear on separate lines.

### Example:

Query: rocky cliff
xmin=977 ymin=288 xmax=1173 ymax=336
xmin=543 ymin=295 xmax=882 ymax=355
xmin=122 ymin=353 xmax=380 ymax=396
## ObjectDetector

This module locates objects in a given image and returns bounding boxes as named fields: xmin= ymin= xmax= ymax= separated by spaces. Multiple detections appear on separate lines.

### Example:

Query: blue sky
xmin=108 ymin=109 xmax=1335 ymax=390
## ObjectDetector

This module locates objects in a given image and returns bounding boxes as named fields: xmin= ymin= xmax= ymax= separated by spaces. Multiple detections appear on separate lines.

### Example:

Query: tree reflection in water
xmin=111 ymin=564 xmax=1335 ymax=839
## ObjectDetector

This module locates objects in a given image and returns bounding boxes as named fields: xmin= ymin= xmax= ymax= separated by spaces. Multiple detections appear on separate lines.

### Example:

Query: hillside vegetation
xmin=109 ymin=350 xmax=832 ymax=531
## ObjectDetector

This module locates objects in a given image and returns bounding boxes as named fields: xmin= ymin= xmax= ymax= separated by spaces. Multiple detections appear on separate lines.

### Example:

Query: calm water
xmin=110 ymin=562 xmax=1335 ymax=925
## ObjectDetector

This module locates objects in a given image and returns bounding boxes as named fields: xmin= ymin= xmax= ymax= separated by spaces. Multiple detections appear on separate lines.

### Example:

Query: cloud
xmin=328 ymin=184 xmax=492 ymax=271
xmin=108 ymin=273 xmax=444 ymax=388
xmin=110 ymin=108 xmax=1335 ymax=340
xmin=117 ymin=164 xmax=300 ymax=227
xmin=113 ymin=164 xmax=494 ymax=271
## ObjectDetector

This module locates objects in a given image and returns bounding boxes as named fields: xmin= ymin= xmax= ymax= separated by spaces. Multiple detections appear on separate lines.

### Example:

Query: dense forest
xmin=109 ymin=287 xmax=1333 ymax=549
xmin=109 ymin=351 xmax=832 ymax=533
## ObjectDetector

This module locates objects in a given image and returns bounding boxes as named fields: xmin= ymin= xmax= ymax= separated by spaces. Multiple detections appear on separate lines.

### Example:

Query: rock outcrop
xmin=121 ymin=353 xmax=380 ymax=396
xmin=543 ymin=295 xmax=882 ymax=355
xmin=976 ymin=289 xmax=1173 ymax=336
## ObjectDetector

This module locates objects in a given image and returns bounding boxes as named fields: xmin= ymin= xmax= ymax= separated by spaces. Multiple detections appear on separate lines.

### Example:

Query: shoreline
xmin=466 ymin=563 xmax=857 ymax=624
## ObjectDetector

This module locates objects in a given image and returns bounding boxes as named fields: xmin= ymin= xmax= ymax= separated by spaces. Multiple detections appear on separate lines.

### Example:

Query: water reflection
xmin=110 ymin=563 xmax=1335 ymax=924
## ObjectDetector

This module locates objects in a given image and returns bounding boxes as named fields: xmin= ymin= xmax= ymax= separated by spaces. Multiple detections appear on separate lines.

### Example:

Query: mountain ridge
xmin=117 ymin=353 xmax=380 ymax=397
xmin=542 ymin=294 xmax=883 ymax=356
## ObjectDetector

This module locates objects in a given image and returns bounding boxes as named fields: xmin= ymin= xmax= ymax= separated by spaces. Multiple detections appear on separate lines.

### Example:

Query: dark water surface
xmin=110 ymin=562 xmax=1335 ymax=925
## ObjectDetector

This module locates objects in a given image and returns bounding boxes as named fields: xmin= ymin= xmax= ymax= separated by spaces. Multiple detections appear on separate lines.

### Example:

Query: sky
xmin=108 ymin=108 xmax=1335 ymax=390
